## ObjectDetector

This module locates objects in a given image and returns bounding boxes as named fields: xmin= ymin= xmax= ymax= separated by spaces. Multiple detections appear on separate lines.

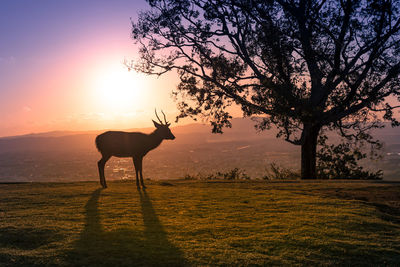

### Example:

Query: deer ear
xmin=152 ymin=120 xmax=161 ymax=128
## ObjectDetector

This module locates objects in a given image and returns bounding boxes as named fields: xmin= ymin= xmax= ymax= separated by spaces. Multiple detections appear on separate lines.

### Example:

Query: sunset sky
xmin=0 ymin=0 xmax=182 ymax=137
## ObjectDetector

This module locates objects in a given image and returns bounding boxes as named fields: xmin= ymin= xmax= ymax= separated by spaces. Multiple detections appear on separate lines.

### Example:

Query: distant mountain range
xmin=0 ymin=118 xmax=280 ymax=152
xmin=0 ymin=118 xmax=399 ymax=182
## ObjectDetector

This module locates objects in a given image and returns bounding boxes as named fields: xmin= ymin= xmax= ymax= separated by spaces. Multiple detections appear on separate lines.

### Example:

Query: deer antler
xmin=155 ymin=109 xmax=164 ymax=125
xmin=161 ymin=110 xmax=169 ymax=125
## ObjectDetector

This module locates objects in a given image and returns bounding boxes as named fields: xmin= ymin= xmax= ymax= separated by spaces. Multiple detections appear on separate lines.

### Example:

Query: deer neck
xmin=148 ymin=130 xmax=164 ymax=149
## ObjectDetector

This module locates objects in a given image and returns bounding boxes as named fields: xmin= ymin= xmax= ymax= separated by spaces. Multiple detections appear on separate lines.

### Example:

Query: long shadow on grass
xmin=66 ymin=188 xmax=186 ymax=266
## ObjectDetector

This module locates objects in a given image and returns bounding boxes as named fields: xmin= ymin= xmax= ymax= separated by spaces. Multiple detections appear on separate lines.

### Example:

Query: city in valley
xmin=1 ymin=118 xmax=399 ymax=183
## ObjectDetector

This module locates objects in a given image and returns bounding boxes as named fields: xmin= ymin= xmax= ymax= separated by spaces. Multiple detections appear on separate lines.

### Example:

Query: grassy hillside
xmin=0 ymin=180 xmax=399 ymax=266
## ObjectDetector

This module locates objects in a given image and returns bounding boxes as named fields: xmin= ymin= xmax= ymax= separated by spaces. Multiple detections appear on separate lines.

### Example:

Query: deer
xmin=95 ymin=110 xmax=175 ymax=189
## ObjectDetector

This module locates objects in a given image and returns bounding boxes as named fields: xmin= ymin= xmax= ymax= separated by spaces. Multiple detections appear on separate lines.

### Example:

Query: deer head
xmin=153 ymin=109 xmax=175 ymax=140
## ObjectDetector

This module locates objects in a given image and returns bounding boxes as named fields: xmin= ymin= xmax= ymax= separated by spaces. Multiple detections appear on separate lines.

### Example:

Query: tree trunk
xmin=301 ymin=124 xmax=320 ymax=179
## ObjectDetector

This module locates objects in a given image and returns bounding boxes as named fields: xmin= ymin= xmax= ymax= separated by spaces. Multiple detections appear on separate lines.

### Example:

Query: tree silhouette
xmin=131 ymin=0 xmax=400 ymax=179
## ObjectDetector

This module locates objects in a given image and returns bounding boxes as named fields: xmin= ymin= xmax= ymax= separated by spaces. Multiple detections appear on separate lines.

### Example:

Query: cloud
xmin=23 ymin=106 xmax=32 ymax=112
xmin=0 ymin=56 xmax=16 ymax=66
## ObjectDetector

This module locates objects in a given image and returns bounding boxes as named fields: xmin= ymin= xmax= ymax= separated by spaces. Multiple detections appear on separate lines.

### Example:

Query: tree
xmin=131 ymin=0 xmax=400 ymax=179
xmin=316 ymin=134 xmax=383 ymax=179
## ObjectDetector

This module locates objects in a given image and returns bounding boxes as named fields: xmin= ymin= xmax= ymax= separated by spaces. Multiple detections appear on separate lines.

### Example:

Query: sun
xmin=92 ymin=65 xmax=149 ymax=113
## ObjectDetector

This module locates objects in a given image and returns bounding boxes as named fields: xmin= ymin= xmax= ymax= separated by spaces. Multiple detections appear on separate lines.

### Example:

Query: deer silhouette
xmin=95 ymin=110 xmax=175 ymax=189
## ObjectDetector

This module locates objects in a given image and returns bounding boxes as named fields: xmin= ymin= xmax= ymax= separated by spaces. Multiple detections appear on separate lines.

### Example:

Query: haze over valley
xmin=1 ymin=118 xmax=399 ymax=182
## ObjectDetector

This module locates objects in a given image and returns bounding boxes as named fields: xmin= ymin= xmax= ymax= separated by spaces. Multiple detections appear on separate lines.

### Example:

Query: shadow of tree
xmin=316 ymin=186 xmax=400 ymax=224
xmin=66 ymin=188 xmax=186 ymax=266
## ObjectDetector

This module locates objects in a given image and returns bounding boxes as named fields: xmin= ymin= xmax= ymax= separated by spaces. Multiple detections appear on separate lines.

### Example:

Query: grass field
xmin=0 ymin=180 xmax=399 ymax=266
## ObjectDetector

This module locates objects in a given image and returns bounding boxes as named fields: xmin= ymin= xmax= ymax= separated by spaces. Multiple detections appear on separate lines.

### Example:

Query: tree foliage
xmin=131 ymin=0 xmax=400 ymax=178
xmin=316 ymin=135 xmax=383 ymax=179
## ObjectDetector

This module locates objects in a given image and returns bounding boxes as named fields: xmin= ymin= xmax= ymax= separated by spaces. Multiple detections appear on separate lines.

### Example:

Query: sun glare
xmin=92 ymin=65 xmax=149 ymax=113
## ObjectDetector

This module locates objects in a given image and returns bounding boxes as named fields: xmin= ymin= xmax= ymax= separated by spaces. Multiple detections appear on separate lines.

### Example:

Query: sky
xmin=0 ymin=0 xmax=181 ymax=137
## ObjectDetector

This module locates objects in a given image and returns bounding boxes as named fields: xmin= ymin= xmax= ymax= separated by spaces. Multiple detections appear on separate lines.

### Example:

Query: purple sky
xmin=0 ymin=0 xmax=181 ymax=137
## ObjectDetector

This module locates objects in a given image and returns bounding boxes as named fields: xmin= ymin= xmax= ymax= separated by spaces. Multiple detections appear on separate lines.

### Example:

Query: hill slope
xmin=0 ymin=180 xmax=399 ymax=266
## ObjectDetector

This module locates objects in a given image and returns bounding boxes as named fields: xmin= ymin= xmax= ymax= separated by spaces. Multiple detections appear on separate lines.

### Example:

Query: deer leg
xmin=98 ymin=155 xmax=110 ymax=188
xmin=133 ymin=157 xmax=140 ymax=188
xmin=138 ymin=157 xmax=146 ymax=189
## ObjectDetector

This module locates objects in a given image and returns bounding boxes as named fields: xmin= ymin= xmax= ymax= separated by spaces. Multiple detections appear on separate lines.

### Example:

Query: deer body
xmin=96 ymin=110 xmax=175 ymax=189
xmin=96 ymin=131 xmax=164 ymax=158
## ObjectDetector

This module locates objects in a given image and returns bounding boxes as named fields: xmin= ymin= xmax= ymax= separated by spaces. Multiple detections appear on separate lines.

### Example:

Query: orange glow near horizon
xmin=0 ymin=0 xmax=187 ymax=137
xmin=90 ymin=64 xmax=150 ymax=114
